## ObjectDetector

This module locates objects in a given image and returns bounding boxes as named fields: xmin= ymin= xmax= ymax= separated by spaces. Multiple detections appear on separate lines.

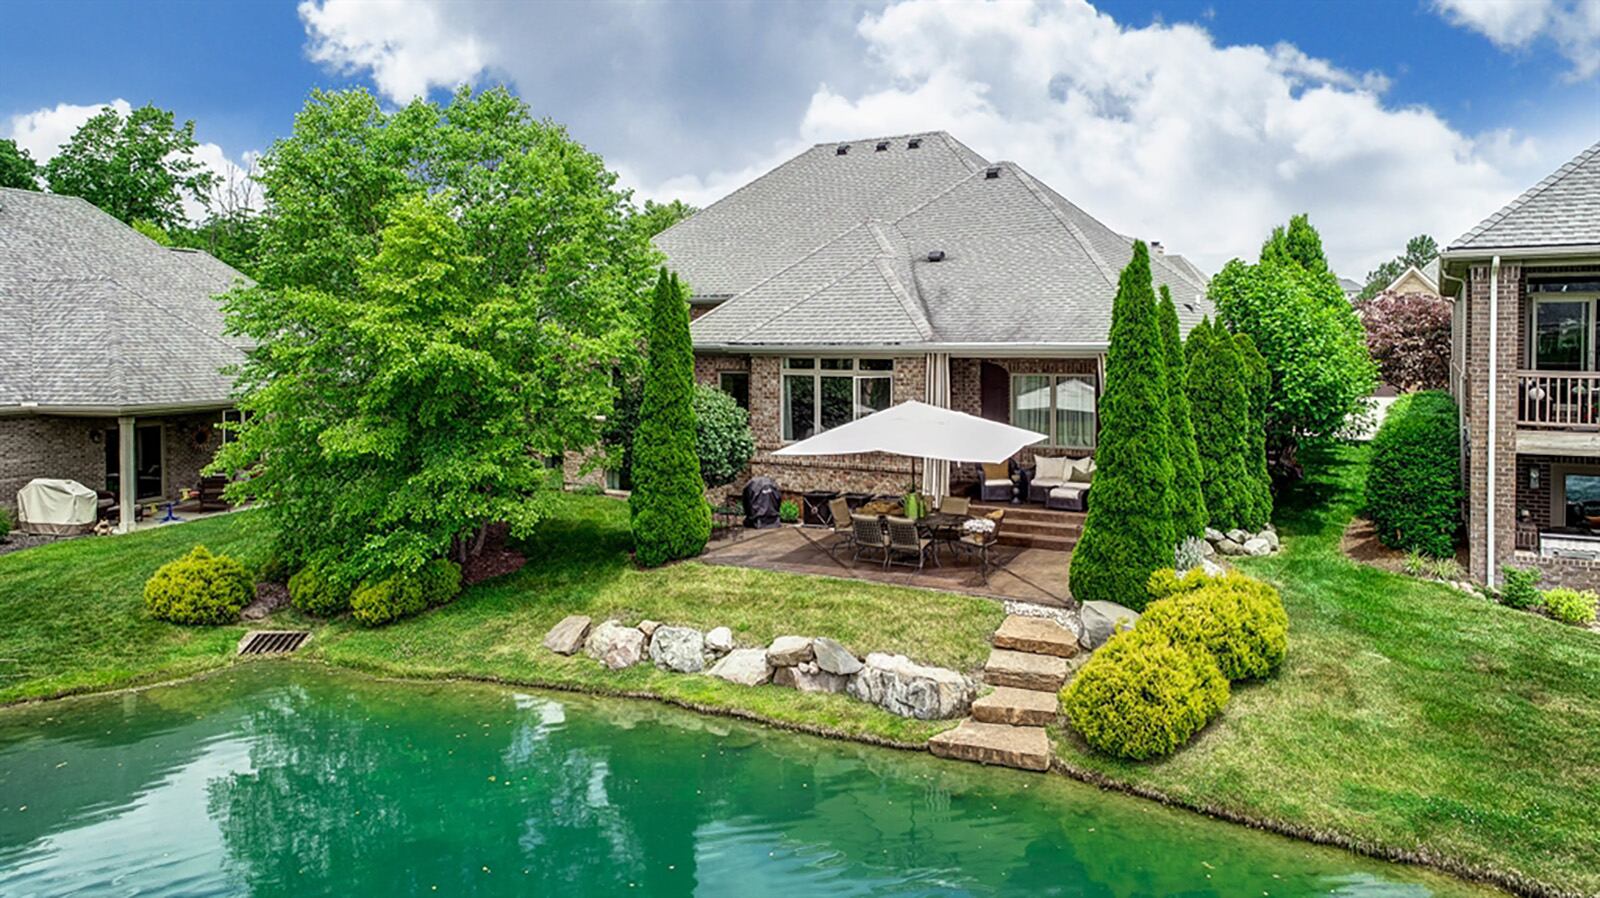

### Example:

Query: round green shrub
xmin=1498 ymin=565 xmax=1543 ymax=610
xmin=143 ymin=546 xmax=252 ymax=625
xmin=288 ymin=565 xmax=350 ymax=617
xmin=1366 ymin=390 xmax=1462 ymax=558
xmin=350 ymin=574 xmax=427 ymax=627
xmin=1061 ymin=626 xmax=1230 ymax=760
xmin=0 ymin=506 xmax=12 ymax=541
xmin=1145 ymin=566 xmax=1211 ymax=602
xmin=417 ymin=558 xmax=463 ymax=608
xmin=1542 ymin=587 xmax=1597 ymax=625
xmin=779 ymin=499 xmax=800 ymax=524
xmin=692 ymin=384 xmax=755 ymax=488
xmin=1141 ymin=573 xmax=1289 ymax=680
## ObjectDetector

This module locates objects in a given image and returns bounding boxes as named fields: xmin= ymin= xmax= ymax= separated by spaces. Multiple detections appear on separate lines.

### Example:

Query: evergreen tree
xmin=1185 ymin=319 xmax=1263 ymax=531
xmin=1070 ymin=241 xmax=1174 ymax=608
xmin=1234 ymin=332 xmax=1274 ymax=525
xmin=1159 ymin=286 xmax=1207 ymax=539
xmin=630 ymin=268 xmax=711 ymax=566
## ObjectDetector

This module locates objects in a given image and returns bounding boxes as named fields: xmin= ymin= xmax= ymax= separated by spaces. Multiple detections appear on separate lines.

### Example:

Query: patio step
xmin=971 ymin=686 xmax=1060 ymax=726
xmin=992 ymin=615 xmax=1078 ymax=657
xmin=1002 ymin=518 xmax=1083 ymax=538
xmin=997 ymin=531 xmax=1078 ymax=552
xmin=970 ymin=503 xmax=1085 ymax=525
xmin=983 ymin=648 xmax=1069 ymax=691
xmin=929 ymin=719 xmax=1051 ymax=771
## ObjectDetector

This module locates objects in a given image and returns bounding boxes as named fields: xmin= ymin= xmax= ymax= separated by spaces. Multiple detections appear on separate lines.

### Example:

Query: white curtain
xmin=921 ymin=353 xmax=952 ymax=502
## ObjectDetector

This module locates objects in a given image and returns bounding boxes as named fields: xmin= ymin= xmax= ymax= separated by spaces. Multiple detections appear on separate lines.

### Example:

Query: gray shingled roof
xmin=1450 ymin=140 xmax=1600 ymax=252
xmin=0 ymin=187 xmax=248 ymax=412
xmin=682 ymin=140 xmax=1210 ymax=349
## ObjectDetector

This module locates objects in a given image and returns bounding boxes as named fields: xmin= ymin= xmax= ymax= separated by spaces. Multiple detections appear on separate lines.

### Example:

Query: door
xmin=979 ymin=362 xmax=1010 ymax=422
xmin=106 ymin=425 xmax=164 ymax=500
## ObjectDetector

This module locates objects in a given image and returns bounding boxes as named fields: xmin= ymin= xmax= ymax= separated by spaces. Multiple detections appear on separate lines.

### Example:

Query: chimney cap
xmin=1150 ymin=240 xmax=1165 ymax=254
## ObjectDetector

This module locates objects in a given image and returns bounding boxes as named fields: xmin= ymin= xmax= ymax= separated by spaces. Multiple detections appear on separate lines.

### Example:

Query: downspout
xmin=1486 ymin=255 xmax=1500 ymax=586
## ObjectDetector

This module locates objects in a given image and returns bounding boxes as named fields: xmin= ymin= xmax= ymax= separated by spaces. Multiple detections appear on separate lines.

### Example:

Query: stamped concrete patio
xmin=698 ymin=526 xmax=1074 ymax=607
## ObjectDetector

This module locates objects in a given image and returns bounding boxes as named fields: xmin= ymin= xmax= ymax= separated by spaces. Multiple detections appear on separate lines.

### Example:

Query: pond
xmin=0 ymin=664 xmax=1499 ymax=897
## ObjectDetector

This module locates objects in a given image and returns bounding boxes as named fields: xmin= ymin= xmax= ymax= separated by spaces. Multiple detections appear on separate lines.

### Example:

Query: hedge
xmin=288 ymin=565 xmax=350 ymax=617
xmin=1366 ymin=390 xmax=1461 ymax=557
xmin=143 ymin=546 xmax=253 ymax=625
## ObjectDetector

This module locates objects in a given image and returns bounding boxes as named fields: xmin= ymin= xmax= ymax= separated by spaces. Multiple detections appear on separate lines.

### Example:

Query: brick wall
xmin=0 ymin=411 xmax=225 ymax=515
xmin=1463 ymin=262 xmax=1522 ymax=584
xmin=1510 ymin=552 xmax=1600 ymax=591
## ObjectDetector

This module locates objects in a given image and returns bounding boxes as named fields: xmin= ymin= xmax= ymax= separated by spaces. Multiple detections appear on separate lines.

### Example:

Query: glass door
xmin=1532 ymin=299 xmax=1591 ymax=370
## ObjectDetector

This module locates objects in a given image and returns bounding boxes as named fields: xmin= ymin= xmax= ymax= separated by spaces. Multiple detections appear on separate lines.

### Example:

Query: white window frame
xmin=1527 ymin=294 xmax=1600 ymax=372
xmin=1009 ymin=372 xmax=1098 ymax=450
xmin=781 ymin=357 xmax=894 ymax=441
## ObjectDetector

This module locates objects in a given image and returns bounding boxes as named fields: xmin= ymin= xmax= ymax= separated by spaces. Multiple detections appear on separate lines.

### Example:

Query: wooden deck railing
xmin=1518 ymin=371 xmax=1600 ymax=429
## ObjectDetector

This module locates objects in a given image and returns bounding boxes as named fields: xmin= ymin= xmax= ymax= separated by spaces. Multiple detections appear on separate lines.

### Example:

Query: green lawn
xmin=1053 ymin=442 xmax=1600 ymax=896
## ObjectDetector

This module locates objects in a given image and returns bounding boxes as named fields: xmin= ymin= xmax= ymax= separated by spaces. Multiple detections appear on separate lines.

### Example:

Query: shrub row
xmin=350 ymin=559 xmax=462 ymax=627
xmin=1366 ymin=390 xmax=1462 ymax=558
xmin=1062 ymin=569 xmax=1288 ymax=760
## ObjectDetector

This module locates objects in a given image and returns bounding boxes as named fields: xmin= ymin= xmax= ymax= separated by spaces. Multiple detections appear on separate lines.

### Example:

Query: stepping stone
xmin=992 ymin=615 xmax=1078 ymax=658
xmin=542 ymin=615 xmax=591 ymax=655
xmin=983 ymin=648 xmax=1068 ymax=691
xmin=929 ymin=719 xmax=1050 ymax=772
xmin=971 ymin=686 xmax=1059 ymax=726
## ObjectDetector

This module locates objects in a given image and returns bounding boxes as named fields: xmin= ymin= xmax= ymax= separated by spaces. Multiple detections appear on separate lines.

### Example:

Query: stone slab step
xmin=1003 ymin=518 xmax=1084 ymax=538
xmin=993 ymin=615 xmax=1078 ymax=658
xmin=971 ymin=686 xmax=1059 ymax=726
xmin=969 ymin=503 xmax=1085 ymax=525
xmin=984 ymin=648 xmax=1068 ymax=691
xmin=929 ymin=719 xmax=1051 ymax=771
xmin=996 ymin=532 xmax=1078 ymax=552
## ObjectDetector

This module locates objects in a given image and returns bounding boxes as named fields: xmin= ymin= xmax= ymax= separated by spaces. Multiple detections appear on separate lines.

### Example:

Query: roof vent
xmin=907 ymin=138 xmax=922 ymax=149
xmin=1151 ymin=241 xmax=1165 ymax=255
xmin=927 ymin=250 xmax=946 ymax=262
xmin=875 ymin=140 xmax=889 ymax=152
xmin=985 ymin=165 xmax=1002 ymax=179
xmin=836 ymin=144 xmax=850 ymax=156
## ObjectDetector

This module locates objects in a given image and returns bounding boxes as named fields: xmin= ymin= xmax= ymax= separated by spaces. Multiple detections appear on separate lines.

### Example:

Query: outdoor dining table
xmin=918 ymin=512 xmax=972 ymax=557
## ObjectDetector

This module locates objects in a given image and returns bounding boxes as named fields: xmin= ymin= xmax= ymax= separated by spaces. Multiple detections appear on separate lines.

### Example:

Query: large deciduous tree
xmin=1358 ymin=291 xmax=1452 ymax=391
xmin=1158 ymin=285 xmax=1207 ymax=540
xmin=630 ymin=269 xmax=712 ymax=566
xmin=1070 ymin=241 xmax=1174 ymax=609
xmin=630 ymin=198 xmax=697 ymax=239
xmin=0 ymin=139 xmax=39 ymax=189
xmin=214 ymin=87 xmax=657 ymax=584
xmin=44 ymin=104 xmax=216 ymax=227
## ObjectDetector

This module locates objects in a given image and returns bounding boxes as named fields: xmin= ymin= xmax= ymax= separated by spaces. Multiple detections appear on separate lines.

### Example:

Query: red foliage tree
xmin=1357 ymin=291 xmax=1452 ymax=392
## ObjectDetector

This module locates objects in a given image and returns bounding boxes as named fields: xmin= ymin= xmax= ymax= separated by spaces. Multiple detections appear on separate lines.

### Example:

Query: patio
xmin=699 ymin=525 xmax=1074 ymax=607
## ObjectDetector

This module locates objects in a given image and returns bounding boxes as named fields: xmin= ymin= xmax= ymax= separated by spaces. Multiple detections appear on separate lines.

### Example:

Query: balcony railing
xmin=1518 ymin=370 xmax=1600 ymax=429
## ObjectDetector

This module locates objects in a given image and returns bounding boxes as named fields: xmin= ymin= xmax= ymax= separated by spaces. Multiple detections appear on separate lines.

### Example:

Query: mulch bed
xmin=0 ymin=532 xmax=85 ymax=558
xmin=242 ymin=582 xmax=291 ymax=621
xmin=1341 ymin=515 xmax=1469 ymax=575
xmin=464 ymin=548 xmax=526 ymax=585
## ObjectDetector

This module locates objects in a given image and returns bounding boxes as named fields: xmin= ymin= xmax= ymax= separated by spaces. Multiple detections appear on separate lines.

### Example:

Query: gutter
xmin=1441 ymin=244 xmax=1600 ymax=262
xmin=1487 ymin=255 xmax=1500 ymax=587
xmin=692 ymin=341 xmax=1109 ymax=356
xmin=0 ymin=398 xmax=234 ymax=418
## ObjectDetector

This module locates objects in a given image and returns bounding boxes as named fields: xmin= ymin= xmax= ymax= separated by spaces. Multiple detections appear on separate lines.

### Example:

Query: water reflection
xmin=0 ymin=665 xmax=1497 ymax=897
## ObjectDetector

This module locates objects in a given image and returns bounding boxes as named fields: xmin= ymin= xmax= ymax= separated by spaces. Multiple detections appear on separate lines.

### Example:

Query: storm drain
xmin=238 ymin=631 xmax=310 ymax=656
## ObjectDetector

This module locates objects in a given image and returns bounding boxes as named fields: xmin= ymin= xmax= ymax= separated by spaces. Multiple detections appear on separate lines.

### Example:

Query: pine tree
xmin=1234 ymin=332 xmax=1274 ymax=526
xmin=1159 ymin=286 xmax=1207 ymax=539
xmin=1069 ymin=241 xmax=1174 ymax=609
xmin=630 ymin=268 xmax=711 ymax=566
xmin=1184 ymin=319 xmax=1262 ymax=531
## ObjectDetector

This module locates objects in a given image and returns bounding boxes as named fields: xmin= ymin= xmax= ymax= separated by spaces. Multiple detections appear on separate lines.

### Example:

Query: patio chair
xmin=978 ymin=462 xmax=1013 ymax=503
xmin=826 ymin=497 xmax=855 ymax=558
xmin=1045 ymin=457 xmax=1094 ymax=511
xmin=851 ymin=514 xmax=891 ymax=569
xmin=956 ymin=509 xmax=1005 ymax=584
xmin=939 ymin=495 xmax=970 ymax=515
xmin=885 ymin=515 xmax=938 ymax=570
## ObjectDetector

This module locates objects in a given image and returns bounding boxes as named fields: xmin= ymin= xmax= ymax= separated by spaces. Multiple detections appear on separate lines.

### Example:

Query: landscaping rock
xmin=766 ymin=635 xmax=814 ymax=667
xmin=1198 ymin=539 xmax=1216 ymax=557
xmin=812 ymin=636 xmax=863 ymax=676
xmin=637 ymin=619 xmax=663 ymax=638
xmin=649 ymin=626 xmax=706 ymax=673
xmin=773 ymin=664 xmax=851 ymax=694
xmin=847 ymin=653 xmax=975 ymax=720
xmin=1078 ymin=601 xmax=1140 ymax=651
xmin=585 ymin=619 xmax=646 ymax=670
xmin=1226 ymin=528 xmax=1250 ymax=544
xmin=543 ymin=615 xmax=592 ymax=655
xmin=1215 ymin=537 xmax=1245 ymax=556
xmin=708 ymin=648 xmax=772 ymax=686
xmin=1242 ymin=537 xmax=1272 ymax=557
xmin=705 ymin=626 xmax=735 ymax=654
xmin=1259 ymin=529 xmax=1280 ymax=550
xmin=1199 ymin=557 xmax=1226 ymax=578
xmin=929 ymin=720 xmax=1050 ymax=771
xmin=992 ymin=615 xmax=1077 ymax=658
xmin=1204 ymin=526 xmax=1226 ymax=543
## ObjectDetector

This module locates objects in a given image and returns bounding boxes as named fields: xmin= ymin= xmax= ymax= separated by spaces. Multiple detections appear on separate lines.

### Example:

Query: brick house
xmin=629 ymin=132 xmax=1210 ymax=498
xmin=0 ymin=187 xmax=248 ymax=530
xmin=1441 ymin=140 xmax=1600 ymax=588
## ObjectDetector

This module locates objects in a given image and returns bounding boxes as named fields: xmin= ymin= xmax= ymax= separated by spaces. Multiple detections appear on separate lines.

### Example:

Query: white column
xmin=117 ymin=415 xmax=135 ymax=534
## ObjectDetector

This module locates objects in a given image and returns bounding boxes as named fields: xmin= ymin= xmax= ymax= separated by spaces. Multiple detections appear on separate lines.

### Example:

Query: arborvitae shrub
xmin=143 ymin=546 xmax=253 ymax=625
xmin=1365 ymin=390 xmax=1462 ymax=557
xmin=1159 ymin=286 xmax=1207 ymax=539
xmin=1185 ymin=319 xmax=1263 ymax=531
xmin=1234 ymin=332 xmax=1275 ymax=524
xmin=1062 ymin=626 xmax=1229 ymax=760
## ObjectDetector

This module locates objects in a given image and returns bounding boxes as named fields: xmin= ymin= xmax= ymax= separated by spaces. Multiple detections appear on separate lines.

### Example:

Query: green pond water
xmin=0 ymin=664 xmax=1500 ymax=897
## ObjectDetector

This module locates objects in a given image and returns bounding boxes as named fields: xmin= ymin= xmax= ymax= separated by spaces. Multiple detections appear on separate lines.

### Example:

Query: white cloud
xmin=298 ymin=0 xmax=489 ymax=101
xmin=1434 ymin=0 xmax=1600 ymax=80
xmin=5 ymin=98 xmax=132 ymax=163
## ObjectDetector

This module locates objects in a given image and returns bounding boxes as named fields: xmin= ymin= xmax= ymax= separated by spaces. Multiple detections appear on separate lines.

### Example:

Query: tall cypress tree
xmin=1159 ymin=286 xmax=1207 ymax=539
xmin=630 ymin=268 xmax=711 ymax=566
xmin=1234 ymin=332 xmax=1274 ymax=526
xmin=1185 ymin=318 xmax=1262 ymax=531
xmin=1069 ymin=241 xmax=1174 ymax=609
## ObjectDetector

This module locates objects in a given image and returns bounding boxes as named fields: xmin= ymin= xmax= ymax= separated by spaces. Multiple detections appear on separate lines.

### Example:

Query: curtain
xmin=922 ymin=353 xmax=952 ymax=502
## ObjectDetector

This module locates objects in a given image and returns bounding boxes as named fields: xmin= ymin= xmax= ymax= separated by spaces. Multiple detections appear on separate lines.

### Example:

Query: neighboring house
xmin=1441 ymin=139 xmax=1600 ymax=587
xmin=643 ymin=132 xmax=1210 ymax=497
xmin=1338 ymin=276 xmax=1363 ymax=301
xmin=0 ymin=187 xmax=248 ymax=529
xmin=1381 ymin=258 xmax=1441 ymax=298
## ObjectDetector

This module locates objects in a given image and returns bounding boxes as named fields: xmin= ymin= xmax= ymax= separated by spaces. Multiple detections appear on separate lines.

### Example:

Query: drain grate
xmin=238 ymin=630 xmax=310 ymax=656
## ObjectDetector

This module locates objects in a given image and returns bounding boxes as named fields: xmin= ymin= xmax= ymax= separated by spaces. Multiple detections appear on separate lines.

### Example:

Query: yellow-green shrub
xmin=1542 ymin=587 xmax=1598 ymax=626
xmin=417 ymin=558 xmax=463 ymax=608
xmin=143 ymin=546 xmax=252 ymax=625
xmin=288 ymin=565 xmax=350 ymax=617
xmin=1146 ymin=566 xmax=1211 ymax=602
xmin=350 ymin=574 xmax=427 ymax=627
xmin=1142 ymin=572 xmax=1289 ymax=680
xmin=1062 ymin=626 xmax=1229 ymax=760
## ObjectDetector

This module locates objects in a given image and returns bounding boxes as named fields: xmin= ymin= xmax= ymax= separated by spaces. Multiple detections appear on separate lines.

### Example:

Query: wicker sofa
xmin=1027 ymin=455 xmax=1094 ymax=509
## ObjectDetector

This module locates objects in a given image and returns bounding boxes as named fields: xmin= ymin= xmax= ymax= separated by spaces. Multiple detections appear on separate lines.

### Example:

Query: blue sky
xmin=3 ymin=0 xmax=1597 ymax=276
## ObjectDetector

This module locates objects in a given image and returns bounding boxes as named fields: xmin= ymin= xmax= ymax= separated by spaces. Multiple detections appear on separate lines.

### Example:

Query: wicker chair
xmin=956 ymin=509 xmax=1005 ymax=583
xmin=978 ymin=461 xmax=1014 ymax=502
xmin=827 ymin=497 xmax=855 ymax=558
xmin=851 ymin=514 xmax=891 ymax=569
xmin=885 ymin=515 xmax=938 ymax=570
xmin=939 ymin=495 xmax=970 ymax=515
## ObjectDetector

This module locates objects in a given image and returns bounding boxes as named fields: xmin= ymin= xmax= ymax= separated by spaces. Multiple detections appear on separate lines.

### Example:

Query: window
xmin=106 ymin=424 xmax=164 ymax=500
xmin=782 ymin=357 xmax=893 ymax=440
xmin=718 ymin=372 xmax=749 ymax=410
xmin=1010 ymin=373 xmax=1097 ymax=449
xmin=1533 ymin=298 xmax=1590 ymax=371
xmin=1565 ymin=472 xmax=1600 ymax=528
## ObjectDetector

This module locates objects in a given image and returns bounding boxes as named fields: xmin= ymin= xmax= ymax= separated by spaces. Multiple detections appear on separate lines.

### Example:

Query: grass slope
xmin=1053 ymin=442 xmax=1600 ymax=896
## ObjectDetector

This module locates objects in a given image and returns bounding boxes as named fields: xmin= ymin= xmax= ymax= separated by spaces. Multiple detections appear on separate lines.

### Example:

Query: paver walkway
xmin=929 ymin=613 xmax=1079 ymax=772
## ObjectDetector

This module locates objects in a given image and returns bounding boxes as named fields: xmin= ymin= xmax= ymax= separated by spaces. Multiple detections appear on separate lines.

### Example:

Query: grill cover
xmin=16 ymin=478 xmax=98 ymax=535
xmin=742 ymin=477 xmax=782 ymax=529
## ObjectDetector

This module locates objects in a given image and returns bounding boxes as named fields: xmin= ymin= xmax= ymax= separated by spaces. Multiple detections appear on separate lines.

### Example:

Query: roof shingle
xmin=1450 ymin=140 xmax=1600 ymax=251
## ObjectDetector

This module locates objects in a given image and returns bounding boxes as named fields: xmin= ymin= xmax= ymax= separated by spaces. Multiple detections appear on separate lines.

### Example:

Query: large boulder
xmin=773 ymin=662 xmax=851 ymax=694
xmin=812 ymin=637 xmax=863 ymax=676
xmin=1226 ymin=528 xmax=1250 ymax=544
xmin=766 ymin=636 xmax=814 ymax=667
xmin=1258 ymin=529 xmax=1280 ymax=551
xmin=847 ymin=653 xmax=975 ymax=720
xmin=649 ymin=626 xmax=706 ymax=673
xmin=1215 ymin=537 xmax=1246 ymax=556
xmin=1241 ymin=537 xmax=1273 ymax=557
xmin=585 ymin=619 xmax=646 ymax=670
xmin=709 ymin=648 xmax=772 ymax=686
xmin=542 ymin=615 xmax=591 ymax=655
xmin=1078 ymin=600 xmax=1140 ymax=651
xmin=705 ymin=626 xmax=736 ymax=654
xmin=1203 ymin=526 xmax=1226 ymax=543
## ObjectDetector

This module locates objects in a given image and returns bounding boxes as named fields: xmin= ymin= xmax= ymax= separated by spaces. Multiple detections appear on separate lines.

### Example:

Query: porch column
xmin=922 ymin=352 xmax=951 ymax=501
xmin=116 ymin=415 xmax=135 ymax=534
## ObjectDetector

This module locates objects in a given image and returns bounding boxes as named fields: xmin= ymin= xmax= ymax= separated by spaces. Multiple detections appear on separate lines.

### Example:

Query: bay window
xmin=782 ymin=357 xmax=893 ymax=440
xmin=1010 ymin=373 xmax=1097 ymax=449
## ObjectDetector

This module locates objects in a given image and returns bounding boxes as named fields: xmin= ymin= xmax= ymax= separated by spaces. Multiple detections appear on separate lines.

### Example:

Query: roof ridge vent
xmin=985 ymin=165 xmax=1002 ymax=180
xmin=907 ymin=138 xmax=922 ymax=149
xmin=836 ymin=144 xmax=850 ymax=156
xmin=875 ymin=140 xmax=889 ymax=152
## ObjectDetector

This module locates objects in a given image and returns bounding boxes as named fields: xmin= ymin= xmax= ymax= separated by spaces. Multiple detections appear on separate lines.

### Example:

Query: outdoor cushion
xmin=982 ymin=462 xmax=1010 ymax=481
xmin=1031 ymin=478 xmax=1065 ymax=489
xmin=1034 ymin=456 xmax=1068 ymax=483
xmin=1068 ymin=456 xmax=1096 ymax=483
xmin=1050 ymin=485 xmax=1086 ymax=498
xmin=984 ymin=477 xmax=1012 ymax=488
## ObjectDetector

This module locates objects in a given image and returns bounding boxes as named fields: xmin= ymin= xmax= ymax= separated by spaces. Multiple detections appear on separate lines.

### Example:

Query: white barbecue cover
xmin=17 ymin=478 xmax=98 ymax=534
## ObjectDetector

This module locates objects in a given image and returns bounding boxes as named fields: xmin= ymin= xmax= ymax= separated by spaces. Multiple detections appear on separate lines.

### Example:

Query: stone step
xmin=969 ymin=503 xmax=1086 ymax=525
xmin=929 ymin=719 xmax=1051 ymax=771
xmin=992 ymin=615 xmax=1078 ymax=658
xmin=971 ymin=686 xmax=1059 ymax=726
xmin=996 ymin=531 xmax=1078 ymax=552
xmin=1002 ymin=518 xmax=1084 ymax=538
xmin=983 ymin=648 xmax=1069 ymax=691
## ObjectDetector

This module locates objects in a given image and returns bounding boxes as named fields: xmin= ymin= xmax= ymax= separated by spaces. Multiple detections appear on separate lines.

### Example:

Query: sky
xmin=2 ymin=0 xmax=1597 ymax=279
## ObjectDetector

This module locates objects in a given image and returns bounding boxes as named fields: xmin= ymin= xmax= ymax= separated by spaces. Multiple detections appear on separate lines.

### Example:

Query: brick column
xmin=1464 ymin=261 xmax=1520 ymax=584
